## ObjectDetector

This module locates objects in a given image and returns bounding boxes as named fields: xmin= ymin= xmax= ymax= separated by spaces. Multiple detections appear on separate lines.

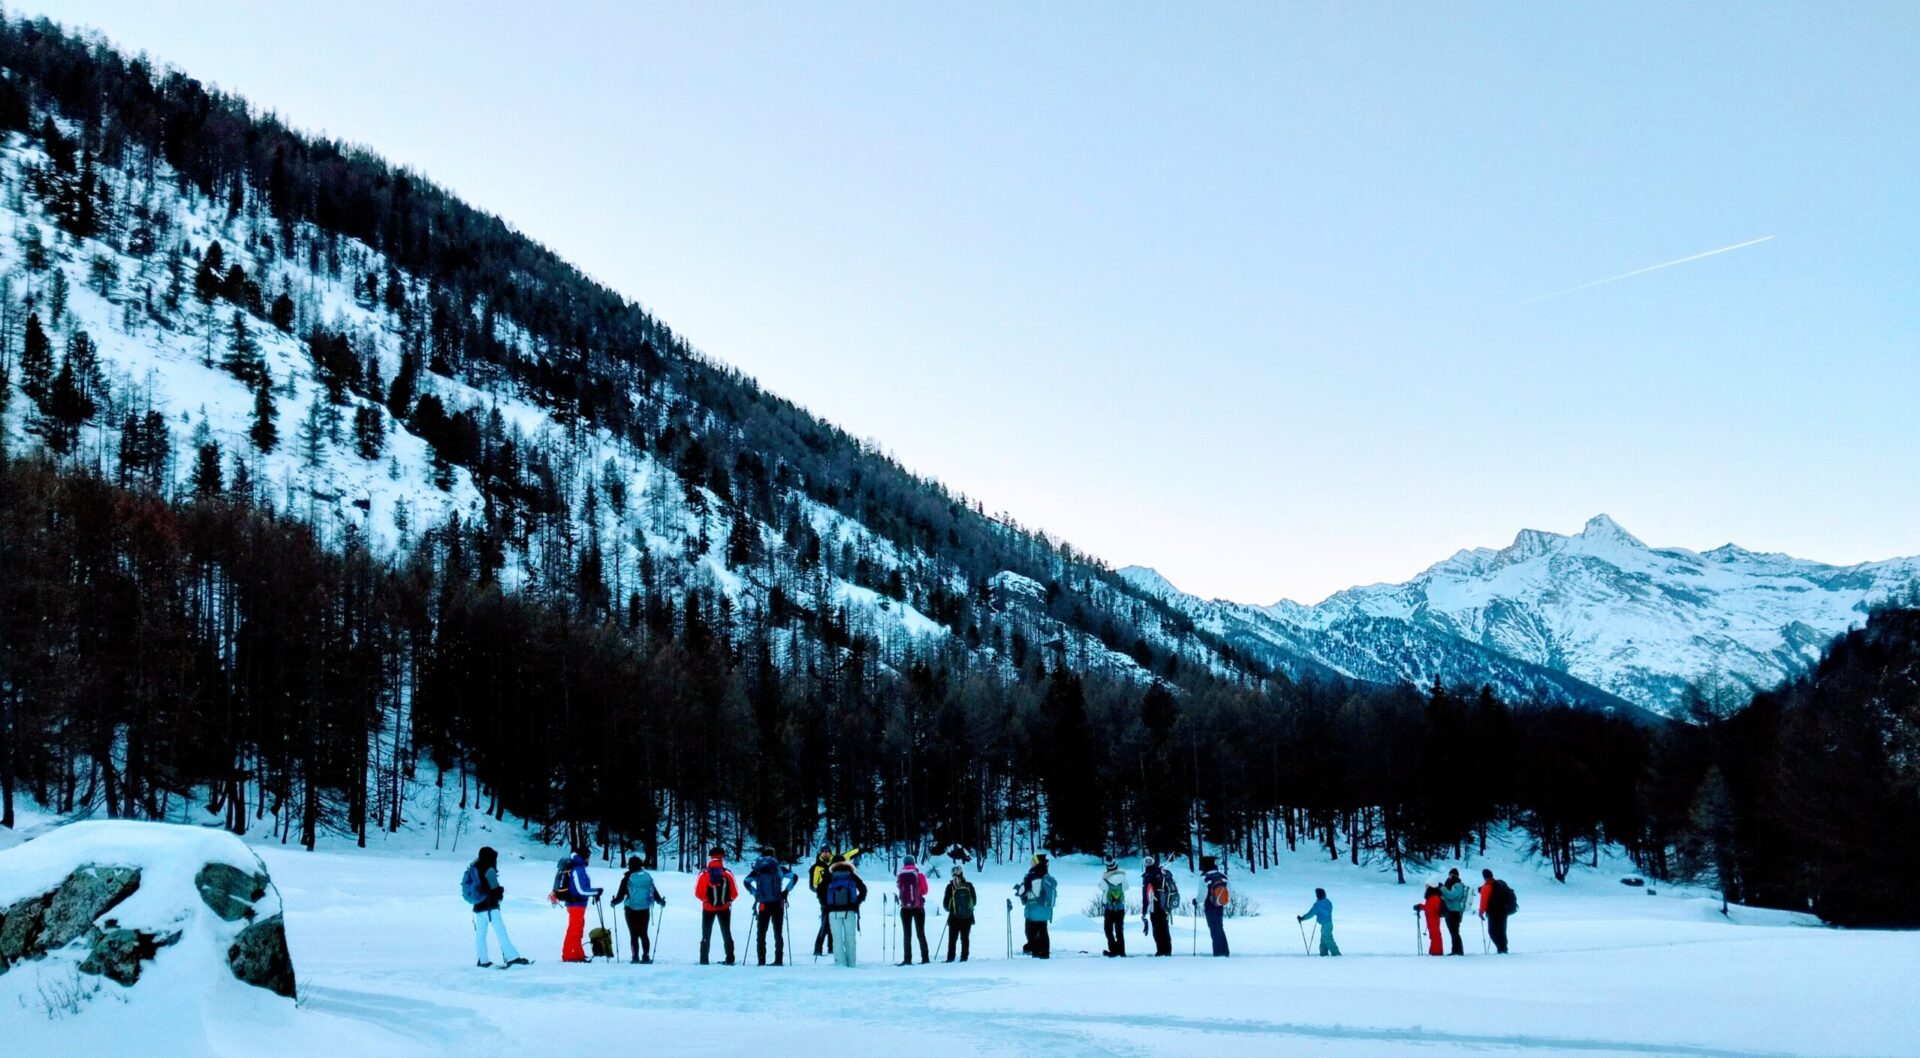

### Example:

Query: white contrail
xmin=1524 ymin=235 xmax=1775 ymax=303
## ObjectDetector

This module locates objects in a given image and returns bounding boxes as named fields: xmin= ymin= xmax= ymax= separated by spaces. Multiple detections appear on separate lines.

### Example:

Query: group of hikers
xmin=461 ymin=844 xmax=1518 ymax=968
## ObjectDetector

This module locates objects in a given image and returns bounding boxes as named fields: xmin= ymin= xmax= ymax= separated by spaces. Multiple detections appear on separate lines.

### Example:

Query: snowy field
xmin=7 ymin=817 xmax=1917 ymax=1058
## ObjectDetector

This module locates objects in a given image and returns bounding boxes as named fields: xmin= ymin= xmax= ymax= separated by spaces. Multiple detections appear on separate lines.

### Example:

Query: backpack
xmin=1104 ymin=879 xmax=1126 ymax=911
xmin=461 ymin=864 xmax=489 ymax=906
xmin=949 ymin=882 xmax=975 ymax=920
xmin=551 ymin=867 xmax=572 ymax=902
xmin=705 ymin=865 xmax=733 ymax=907
xmin=1160 ymin=874 xmax=1180 ymax=912
xmin=1209 ymin=875 xmax=1230 ymax=908
xmin=1495 ymin=880 xmax=1518 ymax=916
xmin=898 ymin=870 xmax=925 ymax=909
xmin=824 ymin=873 xmax=859 ymax=910
xmin=748 ymin=861 xmax=783 ymax=904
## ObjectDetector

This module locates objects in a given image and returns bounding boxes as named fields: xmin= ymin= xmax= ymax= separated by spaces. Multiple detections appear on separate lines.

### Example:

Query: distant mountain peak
xmin=1579 ymin=513 xmax=1644 ymax=548
xmin=1117 ymin=565 xmax=1181 ymax=600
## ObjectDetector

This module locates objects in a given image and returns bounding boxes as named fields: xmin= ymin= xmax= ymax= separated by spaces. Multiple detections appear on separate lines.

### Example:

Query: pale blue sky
xmin=32 ymin=2 xmax=1920 ymax=602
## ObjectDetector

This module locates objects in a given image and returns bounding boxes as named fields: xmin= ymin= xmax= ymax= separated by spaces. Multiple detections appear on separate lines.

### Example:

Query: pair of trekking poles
xmin=592 ymin=897 xmax=668 ymax=962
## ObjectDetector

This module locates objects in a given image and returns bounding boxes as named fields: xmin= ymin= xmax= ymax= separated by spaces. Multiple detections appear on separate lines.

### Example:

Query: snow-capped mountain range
xmin=1122 ymin=514 xmax=1920 ymax=717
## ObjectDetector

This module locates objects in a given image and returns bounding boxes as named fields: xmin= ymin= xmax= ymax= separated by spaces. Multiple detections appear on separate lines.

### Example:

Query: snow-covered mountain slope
xmin=1126 ymin=515 xmax=1920 ymax=717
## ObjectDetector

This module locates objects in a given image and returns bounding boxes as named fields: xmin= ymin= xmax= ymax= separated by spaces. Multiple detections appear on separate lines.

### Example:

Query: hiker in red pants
xmin=1415 ymin=878 xmax=1444 ymax=956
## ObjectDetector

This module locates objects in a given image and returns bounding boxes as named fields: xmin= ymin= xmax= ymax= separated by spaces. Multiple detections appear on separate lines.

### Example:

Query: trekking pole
xmin=613 ymin=903 xmax=622 ymax=963
xmin=596 ymin=900 xmax=609 ymax=962
xmin=1190 ymin=898 xmax=1198 ymax=956
xmin=1005 ymin=898 xmax=1012 ymax=959
xmin=1414 ymin=908 xmax=1421 ymax=956
xmin=1298 ymin=918 xmax=1311 ymax=955
xmin=1479 ymin=914 xmax=1488 ymax=954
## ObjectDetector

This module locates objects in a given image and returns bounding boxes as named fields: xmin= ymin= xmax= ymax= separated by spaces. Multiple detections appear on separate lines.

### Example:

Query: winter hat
xmin=627 ymin=855 xmax=643 ymax=871
xmin=1105 ymin=859 xmax=1117 ymax=870
xmin=708 ymin=846 xmax=725 ymax=859
xmin=1032 ymin=853 xmax=1048 ymax=865
xmin=1199 ymin=855 xmax=1217 ymax=871
xmin=1144 ymin=855 xmax=1157 ymax=867
xmin=952 ymin=866 xmax=966 ymax=879
xmin=1447 ymin=868 xmax=1460 ymax=878
xmin=570 ymin=852 xmax=587 ymax=867
xmin=904 ymin=856 xmax=916 ymax=867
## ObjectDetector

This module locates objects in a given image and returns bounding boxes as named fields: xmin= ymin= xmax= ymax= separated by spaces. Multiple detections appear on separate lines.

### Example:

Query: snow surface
xmin=7 ymin=820 xmax=1915 ymax=1057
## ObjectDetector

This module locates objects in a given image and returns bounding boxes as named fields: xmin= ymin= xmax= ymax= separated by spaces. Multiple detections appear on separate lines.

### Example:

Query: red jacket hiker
xmin=1416 ymin=884 xmax=1443 ymax=956
xmin=695 ymin=857 xmax=740 ymax=912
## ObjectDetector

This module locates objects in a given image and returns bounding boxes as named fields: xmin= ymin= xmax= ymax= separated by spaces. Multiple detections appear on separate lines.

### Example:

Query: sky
xmin=27 ymin=2 xmax=1920 ymax=604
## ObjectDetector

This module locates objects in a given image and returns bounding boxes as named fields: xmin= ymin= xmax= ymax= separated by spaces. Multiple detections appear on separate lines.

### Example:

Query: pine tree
xmin=249 ymin=374 xmax=279 ymax=453
xmin=224 ymin=311 xmax=265 ymax=386
xmin=19 ymin=311 xmax=51 ymax=407
xmin=352 ymin=405 xmax=385 ymax=460
xmin=190 ymin=441 xmax=225 ymax=498
xmin=298 ymin=397 xmax=328 ymax=468
xmin=270 ymin=291 xmax=295 ymax=333
xmin=49 ymin=268 xmax=68 ymax=325
xmin=194 ymin=242 xmax=225 ymax=301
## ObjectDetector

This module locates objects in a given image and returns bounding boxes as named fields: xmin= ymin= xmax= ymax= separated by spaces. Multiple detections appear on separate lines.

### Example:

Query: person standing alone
xmin=823 ymin=855 xmax=868 ymax=967
xmin=611 ymin=856 xmax=665 ymax=964
xmin=694 ymin=846 xmax=740 ymax=965
xmin=1439 ymin=868 xmax=1470 ymax=955
xmin=552 ymin=851 xmax=601 ymax=963
xmin=942 ymin=865 xmax=977 ymax=962
xmin=463 ymin=846 xmax=529 ymax=968
xmin=745 ymin=848 xmax=797 ymax=966
xmin=896 ymin=856 xmax=932 ymax=965
xmin=1479 ymin=868 xmax=1516 ymax=954
xmin=1099 ymin=858 xmax=1129 ymax=957
xmin=1297 ymin=887 xmax=1340 ymax=956
xmin=1141 ymin=855 xmax=1178 ymax=957
xmin=1018 ymin=854 xmax=1058 ymax=958
xmin=1201 ymin=855 xmax=1230 ymax=957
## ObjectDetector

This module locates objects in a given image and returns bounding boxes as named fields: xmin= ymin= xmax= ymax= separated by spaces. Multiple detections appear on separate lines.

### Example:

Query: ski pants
xmin=1150 ymin=910 xmax=1173 ymax=955
xmin=700 ymin=907 xmax=735 ymax=964
xmin=1102 ymin=909 xmax=1127 ymax=955
xmin=815 ymin=901 xmax=834 ymax=955
xmin=1024 ymin=919 xmax=1050 ymax=958
xmin=1205 ymin=903 xmax=1229 ymax=956
xmin=1444 ymin=910 xmax=1465 ymax=955
xmin=562 ymin=905 xmax=588 ymax=962
xmin=1425 ymin=907 xmax=1444 ymax=955
xmin=755 ymin=902 xmax=785 ymax=964
xmin=829 ymin=909 xmax=860 ymax=967
xmin=623 ymin=907 xmax=652 ymax=961
xmin=473 ymin=908 xmax=521 ymax=964
xmin=1487 ymin=910 xmax=1510 ymax=954
xmin=1317 ymin=921 xmax=1341 ymax=956
xmin=946 ymin=918 xmax=972 ymax=961
xmin=899 ymin=906 xmax=929 ymax=962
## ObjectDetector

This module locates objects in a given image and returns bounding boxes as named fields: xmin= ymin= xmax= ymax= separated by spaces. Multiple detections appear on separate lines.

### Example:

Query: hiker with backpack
xmin=1415 ymin=877 xmax=1444 ymax=956
xmin=809 ymin=844 xmax=861 ymax=957
xmin=694 ymin=846 xmax=740 ymax=965
xmin=745 ymin=848 xmax=798 ymax=966
xmin=1016 ymin=853 xmax=1058 ymax=959
xmin=895 ymin=856 xmax=932 ymax=965
xmin=941 ymin=865 xmax=977 ymax=961
xmin=1200 ymin=855 xmax=1230 ymax=957
xmin=1141 ymin=855 xmax=1178 ymax=957
xmin=1099 ymin=858 xmax=1129 ymax=957
xmin=1297 ymin=887 xmax=1340 ymax=956
xmin=822 ymin=855 xmax=869 ymax=967
xmin=1479 ymin=868 xmax=1516 ymax=954
xmin=1439 ymin=868 xmax=1471 ymax=956
xmin=462 ymin=846 xmax=530 ymax=968
xmin=611 ymin=856 xmax=665 ymax=964
xmin=550 ymin=851 xmax=602 ymax=963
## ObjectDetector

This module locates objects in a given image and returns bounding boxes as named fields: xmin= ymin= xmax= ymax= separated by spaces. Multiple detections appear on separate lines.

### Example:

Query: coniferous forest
xmin=0 ymin=15 xmax=1915 ymax=928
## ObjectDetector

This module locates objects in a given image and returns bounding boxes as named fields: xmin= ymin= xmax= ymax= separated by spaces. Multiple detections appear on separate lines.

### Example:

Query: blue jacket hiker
xmin=462 ymin=846 xmax=528 ymax=968
xmin=611 ymin=857 xmax=665 ymax=963
xmin=1017 ymin=854 xmax=1058 ymax=959
xmin=552 ymin=852 xmax=602 ymax=963
xmin=1298 ymin=887 xmax=1340 ymax=956
xmin=746 ymin=849 xmax=799 ymax=966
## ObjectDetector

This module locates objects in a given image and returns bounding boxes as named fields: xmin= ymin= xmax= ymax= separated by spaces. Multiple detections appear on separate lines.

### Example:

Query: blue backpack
xmin=824 ymin=872 xmax=859 ymax=910
xmin=461 ymin=863 xmax=489 ymax=906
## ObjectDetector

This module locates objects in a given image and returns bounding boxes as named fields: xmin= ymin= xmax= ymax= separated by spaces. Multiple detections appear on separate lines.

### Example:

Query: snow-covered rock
xmin=0 ymin=821 xmax=295 ymax=1016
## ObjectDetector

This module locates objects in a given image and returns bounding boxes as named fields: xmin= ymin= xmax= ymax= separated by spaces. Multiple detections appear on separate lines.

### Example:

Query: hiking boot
xmin=476 ymin=960 xmax=492 ymax=968
xmin=505 ymin=957 xmax=530 ymax=966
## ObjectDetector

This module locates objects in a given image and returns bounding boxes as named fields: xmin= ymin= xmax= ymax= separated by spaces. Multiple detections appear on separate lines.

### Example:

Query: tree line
xmin=2 ymin=451 xmax=1915 ymax=924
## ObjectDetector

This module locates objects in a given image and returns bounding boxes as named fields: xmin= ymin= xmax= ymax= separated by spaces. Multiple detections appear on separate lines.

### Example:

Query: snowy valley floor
xmin=8 ymin=823 xmax=1918 ymax=1058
